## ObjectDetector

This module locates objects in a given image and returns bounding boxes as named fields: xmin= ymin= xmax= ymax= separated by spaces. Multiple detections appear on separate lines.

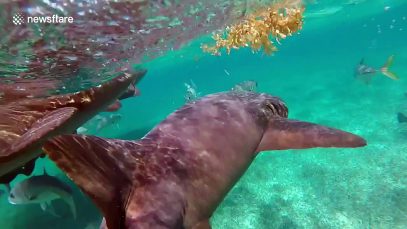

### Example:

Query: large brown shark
xmin=43 ymin=91 xmax=366 ymax=229
xmin=0 ymin=69 xmax=147 ymax=184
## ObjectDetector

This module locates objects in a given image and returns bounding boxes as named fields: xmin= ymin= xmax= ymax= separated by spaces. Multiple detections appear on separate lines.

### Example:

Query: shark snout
xmin=328 ymin=130 xmax=367 ymax=148
xmin=256 ymin=118 xmax=367 ymax=151
xmin=345 ymin=132 xmax=366 ymax=147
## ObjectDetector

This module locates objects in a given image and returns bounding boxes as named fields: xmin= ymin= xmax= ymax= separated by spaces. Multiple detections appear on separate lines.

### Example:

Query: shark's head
xmin=165 ymin=91 xmax=366 ymax=156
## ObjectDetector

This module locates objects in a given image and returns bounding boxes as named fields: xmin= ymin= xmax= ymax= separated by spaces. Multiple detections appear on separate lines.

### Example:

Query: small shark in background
xmin=231 ymin=80 xmax=258 ymax=92
xmin=398 ymin=112 xmax=407 ymax=123
xmin=355 ymin=55 xmax=398 ymax=84
xmin=95 ymin=114 xmax=122 ymax=132
xmin=8 ymin=169 xmax=76 ymax=219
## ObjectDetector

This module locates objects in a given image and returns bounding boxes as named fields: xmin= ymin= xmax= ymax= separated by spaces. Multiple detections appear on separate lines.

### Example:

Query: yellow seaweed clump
xmin=202 ymin=3 xmax=304 ymax=55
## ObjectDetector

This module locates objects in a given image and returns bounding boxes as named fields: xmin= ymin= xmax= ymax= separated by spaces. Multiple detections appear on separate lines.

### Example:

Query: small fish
xmin=398 ymin=112 xmax=407 ymax=123
xmin=231 ymin=80 xmax=258 ymax=92
xmin=184 ymin=80 xmax=200 ymax=103
xmin=355 ymin=55 xmax=398 ymax=84
xmin=96 ymin=114 xmax=122 ymax=132
xmin=8 ymin=170 xmax=76 ymax=219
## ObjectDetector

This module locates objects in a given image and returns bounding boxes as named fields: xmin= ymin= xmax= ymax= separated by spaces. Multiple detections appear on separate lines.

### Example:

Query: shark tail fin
xmin=380 ymin=55 xmax=398 ymax=80
xmin=397 ymin=112 xmax=407 ymax=123
xmin=43 ymin=135 xmax=145 ymax=229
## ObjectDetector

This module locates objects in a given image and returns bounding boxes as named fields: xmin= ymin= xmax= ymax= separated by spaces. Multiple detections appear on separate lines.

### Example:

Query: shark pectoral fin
xmin=256 ymin=118 xmax=367 ymax=151
xmin=43 ymin=135 xmax=147 ymax=229
xmin=192 ymin=220 xmax=211 ymax=229
xmin=10 ymin=107 xmax=77 ymax=154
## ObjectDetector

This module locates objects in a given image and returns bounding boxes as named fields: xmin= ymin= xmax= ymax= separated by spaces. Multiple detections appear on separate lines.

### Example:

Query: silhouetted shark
xmin=43 ymin=91 xmax=366 ymax=229
xmin=0 ymin=70 xmax=146 ymax=184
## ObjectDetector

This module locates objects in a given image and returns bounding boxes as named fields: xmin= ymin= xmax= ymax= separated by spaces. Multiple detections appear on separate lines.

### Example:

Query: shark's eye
xmin=10 ymin=193 xmax=14 ymax=198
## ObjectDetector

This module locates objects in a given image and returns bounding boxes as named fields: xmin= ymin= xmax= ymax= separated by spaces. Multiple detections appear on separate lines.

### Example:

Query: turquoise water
xmin=1 ymin=1 xmax=407 ymax=228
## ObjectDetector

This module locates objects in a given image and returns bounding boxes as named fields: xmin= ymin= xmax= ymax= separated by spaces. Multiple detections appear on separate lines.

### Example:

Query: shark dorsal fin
xmin=359 ymin=58 xmax=365 ymax=65
xmin=43 ymin=135 xmax=153 ymax=229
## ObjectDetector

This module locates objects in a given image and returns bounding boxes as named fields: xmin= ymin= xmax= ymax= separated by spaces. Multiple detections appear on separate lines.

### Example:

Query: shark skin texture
xmin=43 ymin=91 xmax=366 ymax=229
xmin=0 ymin=69 xmax=147 ymax=184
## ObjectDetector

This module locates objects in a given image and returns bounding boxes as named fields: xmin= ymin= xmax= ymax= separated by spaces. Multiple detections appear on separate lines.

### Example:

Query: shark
xmin=0 ymin=69 xmax=147 ymax=184
xmin=43 ymin=91 xmax=366 ymax=229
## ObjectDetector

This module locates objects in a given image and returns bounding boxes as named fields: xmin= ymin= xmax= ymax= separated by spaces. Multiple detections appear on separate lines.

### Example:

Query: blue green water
xmin=1 ymin=1 xmax=407 ymax=228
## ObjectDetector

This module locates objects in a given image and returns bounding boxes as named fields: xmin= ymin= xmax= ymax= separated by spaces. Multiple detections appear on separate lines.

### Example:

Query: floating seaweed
xmin=202 ymin=0 xmax=304 ymax=55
